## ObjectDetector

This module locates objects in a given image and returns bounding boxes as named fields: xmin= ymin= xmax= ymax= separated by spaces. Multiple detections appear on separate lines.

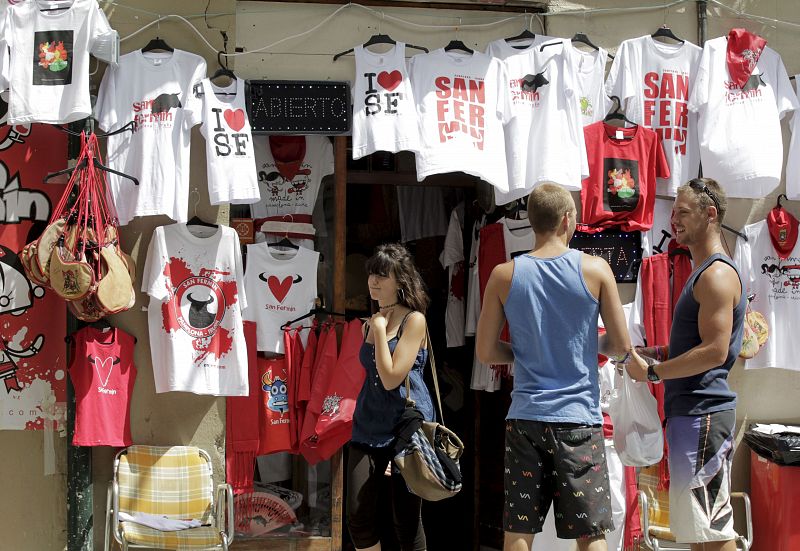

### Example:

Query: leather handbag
xmin=392 ymin=327 xmax=464 ymax=501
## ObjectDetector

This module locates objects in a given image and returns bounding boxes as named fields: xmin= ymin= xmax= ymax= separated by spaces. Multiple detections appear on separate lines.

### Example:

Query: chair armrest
xmin=637 ymin=489 xmax=656 ymax=550
xmin=216 ymin=483 xmax=235 ymax=548
xmin=730 ymin=492 xmax=753 ymax=550
xmin=111 ymin=479 xmax=123 ymax=547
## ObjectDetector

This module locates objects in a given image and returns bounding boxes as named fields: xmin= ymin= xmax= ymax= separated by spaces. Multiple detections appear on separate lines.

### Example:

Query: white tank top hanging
xmin=352 ymin=42 xmax=421 ymax=160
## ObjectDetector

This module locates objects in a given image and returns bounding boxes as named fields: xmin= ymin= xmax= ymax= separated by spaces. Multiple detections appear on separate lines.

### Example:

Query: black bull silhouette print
xmin=185 ymin=292 xmax=216 ymax=328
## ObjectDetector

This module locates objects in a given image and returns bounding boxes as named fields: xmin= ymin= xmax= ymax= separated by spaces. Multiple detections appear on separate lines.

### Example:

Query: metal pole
xmin=697 ymin=0 xmax=708 ymax=45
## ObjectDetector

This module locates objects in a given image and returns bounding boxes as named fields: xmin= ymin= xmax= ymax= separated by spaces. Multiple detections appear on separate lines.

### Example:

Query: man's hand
xmin=624 ymin=348 xmax=650 ymax=382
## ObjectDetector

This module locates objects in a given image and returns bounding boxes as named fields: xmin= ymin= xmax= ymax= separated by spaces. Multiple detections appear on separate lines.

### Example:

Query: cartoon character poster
xmin=0 ymin=100 xmax=68 ymax=430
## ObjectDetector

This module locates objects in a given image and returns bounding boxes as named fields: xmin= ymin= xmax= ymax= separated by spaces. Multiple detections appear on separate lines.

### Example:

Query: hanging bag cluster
xmin=392 ymin=326 xmax=464 ymax=501
xmin=21 ymin=132 xmax=135 ymax=321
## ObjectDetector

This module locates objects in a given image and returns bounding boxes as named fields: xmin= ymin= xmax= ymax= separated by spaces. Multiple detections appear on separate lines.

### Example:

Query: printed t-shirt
xmin=580 ymin=121 xmax=669 ymax=233
xmin=408 ymin=49 xmax=512 ymax=193
xmin=606 ymin=36 xmax=702 ymax=196
xmin=440 ymin=203 xmax=465 ymax=348
xmin=187 ymin=78 xmax=260 ymax=205
xmin=96 ymin=49 xmax=206 ymax=225
xmin=142 ymin=223 xmax=248 ymax=396
xmin=251 ymin=135 xmax=334 ymax=218
xmin=68 ymin=326 xmax=136 ymax=446
xmin=488 ymin=40 xmax=588 ymax=205
xmin=784 ymin=76 xmax=800 ymax=201
xmin=734 ymin=219 xmax=800 ymax=371
xmin=688 ymin=37 xmax=798 ymax=198
xmin=242 ymin=243 xmax=319 ymax=354
xmin=351 ymin=42 xmax=420 ymax=159
xmin=2 ymin=0 xmax=115 ymax=124
xmin=565 ymin=41 xmax=611 ymax=126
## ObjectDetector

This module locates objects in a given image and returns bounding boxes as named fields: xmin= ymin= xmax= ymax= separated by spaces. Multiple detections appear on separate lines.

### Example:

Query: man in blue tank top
xmin=476 ymin=183 xmax=640 ymax=551
xmin=625 ymin=179 xmax=746 ymax=551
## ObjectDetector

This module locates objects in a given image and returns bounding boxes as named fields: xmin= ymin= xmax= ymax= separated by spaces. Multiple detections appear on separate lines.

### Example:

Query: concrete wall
xmin=4 ymin=1 xmax=800 ymax=549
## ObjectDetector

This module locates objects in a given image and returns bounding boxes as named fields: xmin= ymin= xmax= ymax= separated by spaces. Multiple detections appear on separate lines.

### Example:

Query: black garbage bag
xmin=744 ymin=425 xmax=800 ymax=466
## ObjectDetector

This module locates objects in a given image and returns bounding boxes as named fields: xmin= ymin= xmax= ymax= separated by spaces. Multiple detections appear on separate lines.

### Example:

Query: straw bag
xmin=739 ymin=295 xmax=769 ymax=360
xmin=392 ymin=327 xmax=464 ymax=501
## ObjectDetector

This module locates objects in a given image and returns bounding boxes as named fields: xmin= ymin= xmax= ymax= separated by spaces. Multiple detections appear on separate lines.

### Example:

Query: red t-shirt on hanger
xmin=579 ymin=121 xmax=670 ymax=233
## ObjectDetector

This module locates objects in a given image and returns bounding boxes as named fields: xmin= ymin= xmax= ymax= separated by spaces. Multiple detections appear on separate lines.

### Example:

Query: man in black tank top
xmin=625 ymin=178 xmax=746 ymax=551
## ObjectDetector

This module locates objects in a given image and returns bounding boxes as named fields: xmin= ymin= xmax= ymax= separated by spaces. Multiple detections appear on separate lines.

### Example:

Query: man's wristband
xmin=611 ymin=350 xmax=631 ymax=364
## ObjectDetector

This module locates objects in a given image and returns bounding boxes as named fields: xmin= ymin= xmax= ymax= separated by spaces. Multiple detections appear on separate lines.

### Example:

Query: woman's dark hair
xmin=365 ymin=243 xmax=430 ymax=314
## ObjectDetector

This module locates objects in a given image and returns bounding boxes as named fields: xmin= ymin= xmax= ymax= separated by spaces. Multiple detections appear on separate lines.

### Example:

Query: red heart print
xmin=377 ymin=70 xmax=403 ymax=92
xmin=224 ymin=109 xmax=246 ymax=132
xmin=268 ymin=275 xmax=293 ymax=303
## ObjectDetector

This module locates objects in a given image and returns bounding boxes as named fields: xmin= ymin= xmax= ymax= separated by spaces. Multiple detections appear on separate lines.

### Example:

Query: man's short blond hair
xmin=526 ymin=183 xmax=576 ymax=234
xmin=677 ymin=178 xmax=728 ymax=225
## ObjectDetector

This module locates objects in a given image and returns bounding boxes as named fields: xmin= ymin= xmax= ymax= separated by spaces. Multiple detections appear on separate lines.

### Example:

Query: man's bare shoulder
xmin=580 ymin=252 xmax=614 ymax=279
xmin=695 ymin=260 xmax=741 ymax=301
xmin=489 ymin=260 xmax=515 ymax=283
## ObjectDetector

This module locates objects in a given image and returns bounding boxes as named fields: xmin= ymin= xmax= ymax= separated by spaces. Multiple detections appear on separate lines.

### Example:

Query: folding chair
xmin=104 ymin=445 xmax=234 ymax=550
xmin=637 ymin=465 xmax=753 ymax=551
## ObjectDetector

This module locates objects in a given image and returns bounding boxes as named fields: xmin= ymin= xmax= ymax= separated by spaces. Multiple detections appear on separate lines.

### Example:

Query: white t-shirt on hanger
xmin=96 ymin=49 xmax=206 ymax=225
xmin=689 ymin=37 xmax=798 ymax=198
xmin=606 ymin=36 xmax=702 ymax=196
xmin=563 ymin=41 xmax=611 ymax=126
xmin=408 ymin=49 xmax=512 ymax=193
xmin=142 ymin=224 xmax=249 ymax=396
xmin=490 ymin=41 xmax=588 ymax=205
xmin=351 ymin=42 xmax=420 ymax=159
xmin=784 ymin=76 xmax=800 ymax=201
xmin=734 ymin=220 xmax=800 ymax=371
xmin=250 ymin=135 xmax=334 ymax=219
xmin=187 ymin=77 xmax=259 ymax=205
xmin=2 ymin=0 xmax=115 ymax=124
xmin=242 ymin=243 xmax=319 ymax=354
xmin=440 ymin=203 xmax=466 ymax=348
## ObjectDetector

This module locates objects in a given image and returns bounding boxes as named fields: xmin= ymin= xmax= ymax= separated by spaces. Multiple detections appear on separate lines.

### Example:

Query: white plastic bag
xmin=608 ymin=367 xmax=664 ymax=467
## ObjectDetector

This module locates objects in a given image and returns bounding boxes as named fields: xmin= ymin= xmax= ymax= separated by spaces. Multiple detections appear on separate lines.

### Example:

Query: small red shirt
xmin=580 ymin=122 xmax=670 ymax=233
xmin=68 ymin=327 xmax=136 ymax=446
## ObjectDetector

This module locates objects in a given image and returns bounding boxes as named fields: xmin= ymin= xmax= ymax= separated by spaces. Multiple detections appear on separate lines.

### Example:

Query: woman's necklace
xmin=379 ymin=301 xmax=399 ymax=311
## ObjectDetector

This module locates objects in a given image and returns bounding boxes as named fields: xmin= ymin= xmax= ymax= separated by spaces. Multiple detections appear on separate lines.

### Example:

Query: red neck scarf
xmin=767 ymin=207 xmax=799 ymax=259
xmin=726 ymin=28 xmax=767 ymax=89
xmin=268 ymin=136 xmax=306 ymax=181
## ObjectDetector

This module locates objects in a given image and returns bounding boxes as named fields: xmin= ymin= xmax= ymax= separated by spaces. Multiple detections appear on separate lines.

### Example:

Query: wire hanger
xmin=332 ymin=13 xmax=428 ymax=61
xmin=603 ymin=95 xmax=637 ymax=132
xmin=186 ymin=189 xmax=217 ymax=228
xmin=281 ymin=305 xmax=346 ymax=330
xmin=141 ymin=35 xmax=174 ymax=53
xmin=776 ymin=193 xmax=789 ymax=209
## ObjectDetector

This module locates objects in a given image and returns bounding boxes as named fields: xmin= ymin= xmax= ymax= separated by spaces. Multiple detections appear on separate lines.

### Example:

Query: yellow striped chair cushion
xmin=639 ymin=465 xmax=672 ymax=533
xmin=119 ymin=523 xmax=221 ymax=549
xmin=117 ymin=445 xmax=212 ymax=522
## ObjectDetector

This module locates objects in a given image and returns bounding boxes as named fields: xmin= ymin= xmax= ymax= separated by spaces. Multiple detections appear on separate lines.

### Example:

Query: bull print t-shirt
xmin=96 ymin=49 xmax=206 ymax=225
xmin=242 ymin=242 xmax=319 ymax=354
xmin=2 ymin=0 xmax=115 ymax=124
xmin=143 ymin=223 xmax=249 ymax=396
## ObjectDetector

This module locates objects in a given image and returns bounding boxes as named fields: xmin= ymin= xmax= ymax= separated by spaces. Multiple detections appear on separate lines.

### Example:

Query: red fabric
xmin=258 ymin=356 xmax=293 ymax=455
xmin=767 ymin=206 xmax=799 ymax=260
xmin=579 ymin=122 xmax=670 ymax=233
xmin=268 ymin=136 xmax=307 ymax=181
xmin=640 ymin=253 xmax=673 ymax=347
xmin=284 ymin=328 xmax=304 ymax=453
xmin=226 ymin=321 xmax=260 ymax=494
xmin=669 ymin=241 xmax=693 ymax=315
xmin=300 ymin=323 xmax=339 ymax=465
xmin=478 ymin=223 xmax=511 ymax=373
xmin=726 ymin=29 xmax=767 ymax=90
xmin=313 ymin=319 xmax=365 ymax=460
xmin=296 ymin=325 xmax=318 ymax=447
xmin=68 ymin=327 xmax=136 ymax=446
xmin=623 ymin=466 xmax=641 ymax=551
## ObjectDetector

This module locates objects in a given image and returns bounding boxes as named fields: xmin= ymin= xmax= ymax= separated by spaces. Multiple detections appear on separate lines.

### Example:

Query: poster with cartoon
xmin=0 ymin=98 xmax=68 ymax=430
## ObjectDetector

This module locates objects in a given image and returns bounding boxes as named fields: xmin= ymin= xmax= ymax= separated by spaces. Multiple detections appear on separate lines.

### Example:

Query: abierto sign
xmin=248 ymin=80 xmax=351 ymax=135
